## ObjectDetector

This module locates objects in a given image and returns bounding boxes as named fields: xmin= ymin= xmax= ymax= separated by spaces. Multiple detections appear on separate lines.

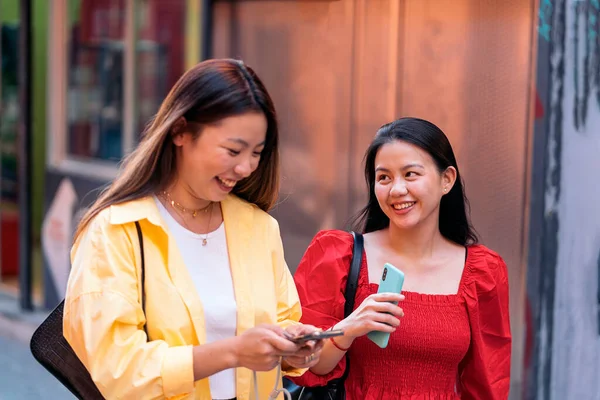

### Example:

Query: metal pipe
xmin=201 ymin=0 xmax=213 ymax=59
xmin=18 ymin=0 xmax=33 ymax=311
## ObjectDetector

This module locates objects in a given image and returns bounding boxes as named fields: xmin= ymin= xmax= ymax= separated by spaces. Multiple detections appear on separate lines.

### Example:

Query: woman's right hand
xmin=334 ymin=293 xmax=405 ymax=344
xmin=231 ymin=324 xmax=301 ymax=371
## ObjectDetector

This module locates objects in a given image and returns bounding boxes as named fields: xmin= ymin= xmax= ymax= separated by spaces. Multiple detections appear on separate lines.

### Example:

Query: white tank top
xmin=155 ymin=197 xmax=237 ymax=398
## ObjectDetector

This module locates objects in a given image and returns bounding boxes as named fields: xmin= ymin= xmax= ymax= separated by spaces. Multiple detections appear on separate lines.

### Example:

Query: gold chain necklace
xmin=161 ymin=191 xmax=212 ymax=218
xmin=161 ymin=191 xmax=214 ymax=246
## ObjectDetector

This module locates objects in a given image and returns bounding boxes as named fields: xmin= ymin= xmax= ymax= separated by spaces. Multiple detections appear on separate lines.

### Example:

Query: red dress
xmin=291 ymin=230 xmax=511 ymax=400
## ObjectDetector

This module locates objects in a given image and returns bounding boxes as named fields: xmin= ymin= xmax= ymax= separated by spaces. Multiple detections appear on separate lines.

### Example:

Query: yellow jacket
xmin=64 ymin=195 xmax=303 ymax=400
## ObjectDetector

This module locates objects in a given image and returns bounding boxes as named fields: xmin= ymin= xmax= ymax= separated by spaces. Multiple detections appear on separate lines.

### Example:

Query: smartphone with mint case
xmin=367 ymin=263 xmax=405 ymax=348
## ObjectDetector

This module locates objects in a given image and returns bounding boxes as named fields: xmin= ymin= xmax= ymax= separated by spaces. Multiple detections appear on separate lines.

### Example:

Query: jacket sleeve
xmin=63 ymin=213 xmax=194 ymax=399
xmin=459 ymin=251 xmax=512 ymax=400
xmin=269 ymin=218 xmax=305 ymax=377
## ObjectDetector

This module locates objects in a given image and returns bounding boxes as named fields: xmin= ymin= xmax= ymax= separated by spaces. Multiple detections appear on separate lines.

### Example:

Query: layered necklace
xmin=161 ymin=191 xmax=214 ymax=246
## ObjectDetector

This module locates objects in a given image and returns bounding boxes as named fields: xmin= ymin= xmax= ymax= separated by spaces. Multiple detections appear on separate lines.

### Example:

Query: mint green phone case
xmin=367 ymin=263 xmax=405 ymax=348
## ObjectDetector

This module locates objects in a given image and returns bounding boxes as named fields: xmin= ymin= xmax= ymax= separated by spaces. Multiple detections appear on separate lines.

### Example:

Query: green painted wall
xmin=0 ymin=0 xmax=19 ymax=23
xmin=69 ymin=0 xmax=81 ymax=25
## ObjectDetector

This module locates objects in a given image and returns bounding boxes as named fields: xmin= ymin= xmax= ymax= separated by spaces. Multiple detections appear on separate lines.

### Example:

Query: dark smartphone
xmin=286 ymin=329 xmax=344 ymax=343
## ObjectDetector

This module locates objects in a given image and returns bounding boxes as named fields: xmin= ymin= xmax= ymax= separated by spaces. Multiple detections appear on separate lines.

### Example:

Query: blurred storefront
xmin=0 ymin=1 xmax=21 ymax=294
xmin=33 ymin=0 xmax=543 ymax=398
xmin=1 ymin=0 xmax=47 ymax=308
xmin=43 ymin=0 xmax=205 ymax=305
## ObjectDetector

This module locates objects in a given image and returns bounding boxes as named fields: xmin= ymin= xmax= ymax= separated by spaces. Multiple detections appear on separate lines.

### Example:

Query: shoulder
xmin=298 ymin=229 xmax=355 ymax=271
xmin=295 ymin=230 xmax=355 ymax=281
xmin=309 ymin=229 xmax=354 ymax=253
xmin=92 ymin=206 xmax=113 ymax=227
xmin=72 ymin=205 xmax=131 ymax=255
xmin=72 ymin=197 xmax=157 ymax=254
xmin=469 ymin=244 xmax=508 ymax=275
xmin=78 ymin=206 xmax=122 ymax=243
xmin=228 ymin=194 xmax=273 ymax=221
xmin=465 ymin=244 xmax=509 ymax=291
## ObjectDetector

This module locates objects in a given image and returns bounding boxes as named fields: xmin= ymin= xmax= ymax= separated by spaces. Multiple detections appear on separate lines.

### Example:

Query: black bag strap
xmin=337 ymin=231 xmax=364 ymax=389
xmin=134 ymin=221 xmax=148 ymax=336
xmin=344 ymin=231 xmax=364 ymax=318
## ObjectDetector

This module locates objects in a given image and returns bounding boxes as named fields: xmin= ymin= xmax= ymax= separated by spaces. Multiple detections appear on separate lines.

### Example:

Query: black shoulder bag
xmin=284 ymin=231 xmax=364 ymax=400
xmin=30 ymin=221 xmax=147 ymax=400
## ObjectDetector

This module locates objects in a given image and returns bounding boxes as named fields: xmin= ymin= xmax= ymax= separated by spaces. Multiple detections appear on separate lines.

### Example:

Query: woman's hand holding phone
xmin=280 ymin=324 xmax=325 ymax=369
xmin=332 ymin=292 xmax=405 ymax=348
xmin=229 ymin=324 xmax=304 ymax=371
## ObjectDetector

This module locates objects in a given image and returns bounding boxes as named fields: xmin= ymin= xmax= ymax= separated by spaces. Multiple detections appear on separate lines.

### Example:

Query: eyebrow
xmin=226 ymin=138 xmax=266 ymax=147
xmin=375 ymin=163 xmax=425 ymax=173
xmin=402 ymin=163 xmax=425 ymax=170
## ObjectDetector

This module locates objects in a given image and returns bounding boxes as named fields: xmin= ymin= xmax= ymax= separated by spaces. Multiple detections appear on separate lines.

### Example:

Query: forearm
xmin=192 ymin=337 xmax=239 ymax=381
xmin=309 ymin=326 xmax=355 ymax=376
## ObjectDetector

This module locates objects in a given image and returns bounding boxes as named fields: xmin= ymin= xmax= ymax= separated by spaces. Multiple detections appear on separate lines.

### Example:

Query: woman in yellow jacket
xmin=63 ymin=59 xmax=322 ymax=400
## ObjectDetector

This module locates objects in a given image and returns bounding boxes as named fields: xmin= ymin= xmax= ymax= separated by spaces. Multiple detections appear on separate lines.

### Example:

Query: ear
xmin=171 ymin=117 xmax=191 ymax=147
xmin=441 ymin=166 xmax=457 ymax=194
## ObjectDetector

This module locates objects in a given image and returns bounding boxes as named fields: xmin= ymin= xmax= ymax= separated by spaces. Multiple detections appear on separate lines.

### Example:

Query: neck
xmin=163 ymin=182 xmax=212 ymax=211
xmin=385 ymin=216 xmax=445 ymax=260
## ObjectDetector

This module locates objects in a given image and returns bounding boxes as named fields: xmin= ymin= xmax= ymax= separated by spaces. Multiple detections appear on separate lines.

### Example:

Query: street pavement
xmin=0 ymin=335 xmax=72 ymax=399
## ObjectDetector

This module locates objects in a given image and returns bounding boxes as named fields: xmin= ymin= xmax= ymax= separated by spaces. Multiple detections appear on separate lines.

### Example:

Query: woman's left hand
xmin=280 ymin=324 xmax=325 ymax=369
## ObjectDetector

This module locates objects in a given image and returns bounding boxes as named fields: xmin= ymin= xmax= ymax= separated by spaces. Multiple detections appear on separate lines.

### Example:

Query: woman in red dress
xmin=292 ymin=117 xmax=511 ymax=399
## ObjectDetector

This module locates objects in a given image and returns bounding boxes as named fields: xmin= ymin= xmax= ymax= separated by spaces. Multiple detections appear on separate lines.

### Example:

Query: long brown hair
xmin=74 ymin=59 xmax=280 ymax=241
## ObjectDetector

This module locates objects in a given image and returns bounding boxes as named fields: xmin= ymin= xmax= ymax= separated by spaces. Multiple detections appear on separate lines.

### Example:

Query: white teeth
xmin=217 ymin=177 xmax=236 ymax=188
xmin=393 ymin=202 xmax=415 ymax=210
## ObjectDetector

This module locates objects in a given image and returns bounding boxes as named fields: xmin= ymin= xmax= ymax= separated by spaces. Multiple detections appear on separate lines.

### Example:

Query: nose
xmin=234 ymin=158 xmax=254 ymax=178
xmin=389 ymin=179 xmax=408 ymax=197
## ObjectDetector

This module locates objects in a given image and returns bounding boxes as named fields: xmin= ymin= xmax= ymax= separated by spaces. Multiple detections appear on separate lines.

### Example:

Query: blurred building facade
xmin=1 ymin=0 xmax=599 ymax=399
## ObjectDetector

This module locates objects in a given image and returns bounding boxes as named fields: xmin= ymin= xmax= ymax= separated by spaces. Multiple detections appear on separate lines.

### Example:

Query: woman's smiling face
xmin=373 ymin=140 xmax=455 ymax=231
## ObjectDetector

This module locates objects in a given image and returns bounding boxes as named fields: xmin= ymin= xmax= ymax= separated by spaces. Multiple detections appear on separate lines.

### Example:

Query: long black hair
xmin=352 ymin=117 xmax=478 ymax=246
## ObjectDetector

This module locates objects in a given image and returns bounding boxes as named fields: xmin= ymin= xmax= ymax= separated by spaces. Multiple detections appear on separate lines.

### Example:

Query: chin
xmin=216 ymin=186 xmax=238 ymax=200
xmin=391 ymin=221 xmax=419 ymax=231
xmin=208 ymin=191 xmax=230 ymax=202
xmin=388 ymin=214 xmax=421 ymax=230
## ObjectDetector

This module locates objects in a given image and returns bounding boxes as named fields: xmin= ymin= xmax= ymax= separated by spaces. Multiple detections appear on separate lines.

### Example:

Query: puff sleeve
xmin=458 ymin=247 xmax=512 ymax=399
xmin=291 ymin=230 xmax=355 ymax=387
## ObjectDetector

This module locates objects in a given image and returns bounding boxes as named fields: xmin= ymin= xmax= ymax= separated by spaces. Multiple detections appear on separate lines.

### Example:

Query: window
xmin=135 ymin=0 xmax=188 ymax=139
xmin=48 ymin=0 xmax=198 ymax=179
xmin=67 ymin=0 xmax=127 ymax=162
